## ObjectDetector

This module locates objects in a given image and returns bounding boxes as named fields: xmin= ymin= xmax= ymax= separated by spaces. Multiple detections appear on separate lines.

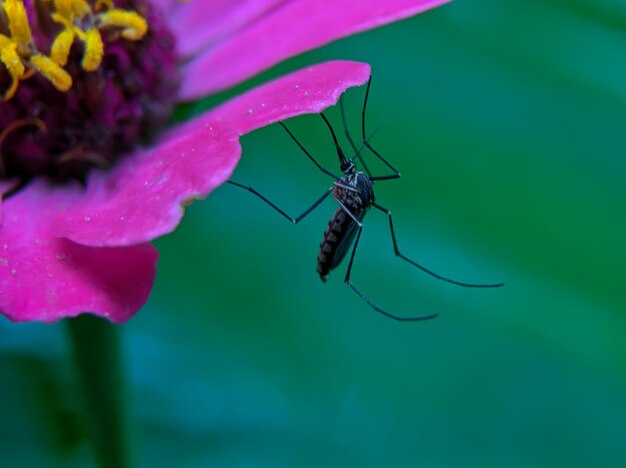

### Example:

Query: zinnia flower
xmin=0 ymin=0 xmax=448 ymax=323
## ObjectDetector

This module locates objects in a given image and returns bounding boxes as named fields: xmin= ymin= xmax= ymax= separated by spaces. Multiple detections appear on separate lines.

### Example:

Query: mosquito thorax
xmin=333 ymin=171 xmax=375 ymax=213
xmin=0 ymin=0 xmax=179 ymax=183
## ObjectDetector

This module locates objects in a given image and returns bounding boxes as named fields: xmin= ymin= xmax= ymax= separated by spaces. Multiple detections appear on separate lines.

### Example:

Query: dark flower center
xmin=0 ymin=0 xmax=179 ymax=183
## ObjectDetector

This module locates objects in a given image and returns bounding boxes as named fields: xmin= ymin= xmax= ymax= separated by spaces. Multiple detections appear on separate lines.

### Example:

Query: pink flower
xmin=0 ymin=0 xmax=448 ymax=323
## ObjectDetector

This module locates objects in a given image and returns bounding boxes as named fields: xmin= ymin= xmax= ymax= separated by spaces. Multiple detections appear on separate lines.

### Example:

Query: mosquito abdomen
xmin=317 ymin=207 xmax=359 ymax=282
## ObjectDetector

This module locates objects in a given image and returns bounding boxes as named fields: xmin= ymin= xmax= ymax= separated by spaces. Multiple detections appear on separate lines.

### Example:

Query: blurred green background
xmin=2 ymin=0 xmax=626 ymax=466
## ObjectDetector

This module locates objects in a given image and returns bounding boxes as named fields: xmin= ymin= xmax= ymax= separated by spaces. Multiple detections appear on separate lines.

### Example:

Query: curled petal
xmin=179 ymin=0 xmax=449 ymax=99
xmin=55 ymin=61 xmax=369 ymax=247
xmin=198 ymin=60 xmax=372 ymax=136
xmin=0 ymin=182 xmax=158 ymax=323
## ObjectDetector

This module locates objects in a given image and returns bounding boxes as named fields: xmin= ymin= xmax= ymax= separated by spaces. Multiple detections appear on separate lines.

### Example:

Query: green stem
xmin=66 ymin=314 xmax=133 ymax=468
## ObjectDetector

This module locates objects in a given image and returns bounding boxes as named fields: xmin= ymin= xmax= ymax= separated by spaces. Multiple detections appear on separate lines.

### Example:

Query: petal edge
xmin=179 ymin=0 xmax=449 ymax=100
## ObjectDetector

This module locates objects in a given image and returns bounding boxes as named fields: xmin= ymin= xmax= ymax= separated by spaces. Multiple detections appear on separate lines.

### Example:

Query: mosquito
xmin=227 ymin=77 xmax=503 ymax=321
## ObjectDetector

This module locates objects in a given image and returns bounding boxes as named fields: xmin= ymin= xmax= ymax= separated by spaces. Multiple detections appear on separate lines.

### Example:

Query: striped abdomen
xmin=317 ymin=207 xmax=360 ymax=282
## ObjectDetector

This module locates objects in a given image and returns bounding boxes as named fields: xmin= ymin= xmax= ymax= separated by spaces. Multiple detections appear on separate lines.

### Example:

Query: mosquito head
xmin=341 ymin=158 xmax=356 ymax=175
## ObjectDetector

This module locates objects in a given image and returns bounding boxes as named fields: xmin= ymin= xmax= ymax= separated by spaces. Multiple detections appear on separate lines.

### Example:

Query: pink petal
xmin=0 ymin=62 xmax=368 ymax=323
xmin=55 ymin=124 xmax=241 ymax=247
xmin=169 ymin=0 xmax=289 ymax=58
xmin=203 ymin=60 xmax=371 ymax=136
xmin=178 ymin=0 xmax=449 ymax=100
xmin=0 ymin=182 xmax=158 ymax=323
xmin=56 ymin=60 xmax=369 ymax=247
xmin=0 ymin=179 xmax=21 ymax=227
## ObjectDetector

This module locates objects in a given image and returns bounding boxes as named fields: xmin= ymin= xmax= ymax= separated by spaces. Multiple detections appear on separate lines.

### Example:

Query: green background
xmin=2 ymin=0 xmax=625 ymax=466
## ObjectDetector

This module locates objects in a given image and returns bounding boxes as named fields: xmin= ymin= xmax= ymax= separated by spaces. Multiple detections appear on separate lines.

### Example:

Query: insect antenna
xmin=350 ymin=122 xmax=387 ymax=166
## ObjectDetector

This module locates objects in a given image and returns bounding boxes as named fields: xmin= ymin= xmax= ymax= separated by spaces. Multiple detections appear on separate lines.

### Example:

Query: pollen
xmin=2 ymin=0 xmax=33 ymax=52
xmin=0 ymin=0 xmax=150 ymax=100
xmin=81 ymin=28 xmax=103 ymax=71
xmin=53 ymin=0 xmax=91 ymax=18
xmin=0 ymin=35 xmax=24 ymax=99
xmin=29 ymin=54 xmax=72 ymax=91
xmin=97 ymin=10 xmax=148 ymax=41
xmin=50 ymin=29 xmax=75 ymax=66
xmin=95 ymin=0 xmax=114 ymax=10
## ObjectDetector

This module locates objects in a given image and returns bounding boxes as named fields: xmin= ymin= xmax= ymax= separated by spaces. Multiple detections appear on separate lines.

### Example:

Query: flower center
xmin=0 ymin=0 xmax=178 ymax=182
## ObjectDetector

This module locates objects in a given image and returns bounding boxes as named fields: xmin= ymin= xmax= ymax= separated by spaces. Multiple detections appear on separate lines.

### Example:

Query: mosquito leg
xmin=279 ymin=122 xmax=340 ymax=180
xmin=340 ymin=95 xmax=358 ymax=155
xmin=373 ymin=203 xmax=504 ymax=288
xmin=344 ymin=225 xmax=439 ymax=321
xmin=361 ymin=77 xmax=401 ymax=182
xmin=334 ymin=181 xmax=359 ymax=193
xmin=340 ymin=95 xmax=372 ymax=176
xmin=227 ymin=181 xmax=332 ymax=224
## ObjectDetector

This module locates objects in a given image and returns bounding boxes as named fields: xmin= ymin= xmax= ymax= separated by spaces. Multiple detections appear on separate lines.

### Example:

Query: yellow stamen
xmin=2 ymin=0 xmax=33 ymax=52
xmin=0 ymin=34 xmax=25 ymax=100
xmin=50 ymin=12 xmax=75 ymax=31
xmin=50 ymin=13 xmax=104 ymax=72
xmin=29 ymin=54 xmax=73 ymax=92
xmin=95 ymin=0 xmax=114 ymax=10
xmin=53 ymin=0 xmax=90 ymax=19
xmin=50 ymin=28 xmax=76 ymax=66
xmin=81 ymin=28 xmax=103 ymax=71
xmin=0 ymin=0 xmax=151 ymax=98
xmin=98 ymin=9 xmax=148 ymax=41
